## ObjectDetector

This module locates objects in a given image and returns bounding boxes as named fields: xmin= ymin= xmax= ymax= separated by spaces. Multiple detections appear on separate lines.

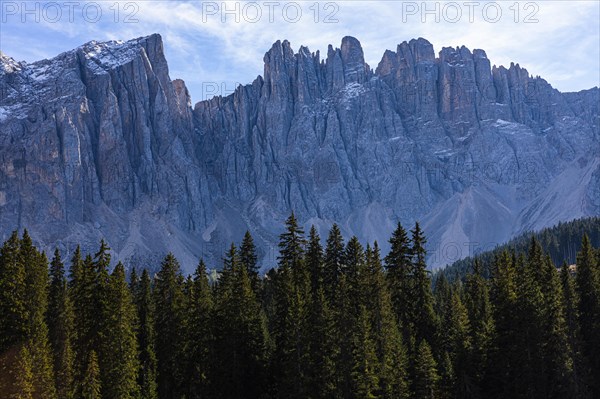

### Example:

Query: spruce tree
xmin=154 ymin=253 xmax=186 ymax=399
xmin=278 ymin=212 xmax=308 ymax=290
xmin=20 ymin=232 xmax=57 ymax=399
xmin=68 ymin=246 xmax=83 ymax=292
xmin=432 ymin=274 xmax=451 ymax=398
xmin=0 ymin=232 xmax=28 ymax=395
xmin=513 ymin=252 xmax=545 ymax=398
xmin=575 ymin=235 xmax=600 ymax=396
xmin=486 ymin=251 xmax=518 ymax=398
xmin=136 ymin=269 xmax=158 ymax=399
xmin=306 ymin=283 xmax=337 ymax=399
xmin=12 ymin=344 xmax=35 ymax=399
xmin=410 ymin=223 xmax=437 ymax=350
xmin=335 ymin=236 xmax=368 ymax=398
xmin=92 ymin=241 xmax=111 ymax=298
xmin=366 ymin=243 xmax=409 ymax=399
xmin=385 ymin=222 xmax=414 ymax=350
xmin=437 ymin=351 xmax=454 ymax=399
xmin=433 ymin=274 xmax=452 ymax=328
xmin=344 ymin=236 xmax=365 ymax=291
xmin=212 ymin=245 xmax=268 ymax=399
xmin=240 ymin=231 xmax=260 ymax=291
xmin=412 ymin=340 xmax=439 ymax=399
xmin=82 ymin=351 xmax=101 ymax=399
xmin=560 ymin=262 xmax=589 ymax=397
xmin=186 ymin=259 xmax=213 ymax=398
xmin=306 ymin=226 xmax=324 ymax=295
xmin=333 ymin=272 xmax=356 ymax=399
xmin=47 ymin=249 xmax=75 ymax=399
xmin=464 ymin=259 xmax=494 ymax=397
xmin=324 ymin=223 xmax=345 ymax=301
xmin=440 ymin=288 xmax=471 ymax=398
xmin=538 ymin=255 xmax=575 ymax=397
xmin=0 ymin=231 xmax=28 ymax=348
xmin=90 ymin=240 xmax=113 ymax=396
xmin=305 ymin=226 xmax=338 ymax=398
xmin=102 ymin=262 xmax=140 ymax=399
xmin=271 ymin=213 xmax=310 ymax=398
xmin=129 ymin=267 xmax=140 ymax=297
xmin=71 ymin=253 xmax=97 ymax=396
xmin=351 ymin=305 xmax=380 ymax=399
xmin=219 ymin=243 xmax=237 ymax=291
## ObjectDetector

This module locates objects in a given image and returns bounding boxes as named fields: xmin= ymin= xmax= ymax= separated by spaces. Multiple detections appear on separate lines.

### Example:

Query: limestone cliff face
xmin=1 ymin=34 xmax=598 ymax=270
xmin=0 ymin=34 xmax=211 ymax=267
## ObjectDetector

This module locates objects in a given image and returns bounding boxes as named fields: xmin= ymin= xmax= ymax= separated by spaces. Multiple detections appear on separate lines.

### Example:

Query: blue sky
xmin=1 ymin=1 xmax=599 ymax=103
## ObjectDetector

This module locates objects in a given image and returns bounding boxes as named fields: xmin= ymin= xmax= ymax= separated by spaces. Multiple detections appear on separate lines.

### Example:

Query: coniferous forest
xmin=440 ymin=217 xmax=600 ymax=281
xmin=1 ymin=214 xmax=600 ymax=399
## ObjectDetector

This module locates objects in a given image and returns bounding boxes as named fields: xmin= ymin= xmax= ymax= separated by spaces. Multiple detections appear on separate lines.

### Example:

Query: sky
xmin=1 ymin=0 xmax=599 ymax=103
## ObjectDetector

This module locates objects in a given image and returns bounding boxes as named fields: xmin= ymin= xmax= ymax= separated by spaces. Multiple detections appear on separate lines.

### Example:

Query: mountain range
xmin=0 ymin=33 xmax=598 ymax=271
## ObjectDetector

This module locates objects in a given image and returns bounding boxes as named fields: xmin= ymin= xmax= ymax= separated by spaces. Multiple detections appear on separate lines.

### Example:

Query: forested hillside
xmin=439 ymin=217 xmax=600 ymax=280
xmin=1 ymin=214 xmax=599 ymax=398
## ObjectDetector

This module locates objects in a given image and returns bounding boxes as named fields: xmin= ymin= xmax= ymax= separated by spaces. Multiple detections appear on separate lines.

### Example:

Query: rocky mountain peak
xmin=339 ymin=36 xmax=368 ymax=83
xmin=408 ymin=37 xmax=436 ymax=62
xmin=76 ymin=33 xmax=168 ymax=77
xmin=1 ymin=34 xmax=598 ymax=272
xmin=473 ymin=49 xmax=488 ymax=59
xmin=0 ymin=52 xmax=22 ymax=75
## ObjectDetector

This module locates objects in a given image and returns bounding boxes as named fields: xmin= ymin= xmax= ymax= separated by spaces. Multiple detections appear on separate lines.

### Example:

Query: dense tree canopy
xmin=0 ymin=217 xmax=598 ymax=398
